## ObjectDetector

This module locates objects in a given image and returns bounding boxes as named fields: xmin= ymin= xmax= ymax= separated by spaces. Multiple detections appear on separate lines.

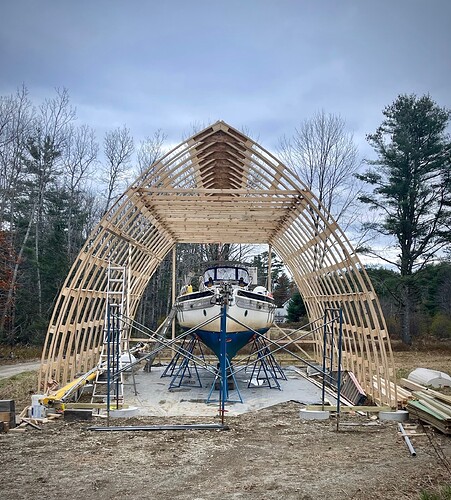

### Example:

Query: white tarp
xmin=408 ymin=368 xmax=451 ymax=388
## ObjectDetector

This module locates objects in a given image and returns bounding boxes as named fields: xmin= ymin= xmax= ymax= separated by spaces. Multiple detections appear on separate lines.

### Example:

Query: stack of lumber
xmin=400 ymin=377 xmax=451 ymax=434
xmin=372 ymin=376 xmax=412 ymax=406
xmin=407 ymin=390 xmax=451 ymax=435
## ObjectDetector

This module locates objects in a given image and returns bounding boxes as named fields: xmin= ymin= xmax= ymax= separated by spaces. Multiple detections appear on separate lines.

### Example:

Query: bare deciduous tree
xmin=136 ymin=129 xmax=167 ymax=177
xmin=63 ymin=124 xmax=98 ymax=258
xmin=27 ymin=88 xmax=76 ymax=315
xmin=0 ymin=85 xmax=34 ymax=225
xmin=278 ymin=111 xmax=361 ymax=230
xmin=102 ymin=125 xmax=134 ymax=213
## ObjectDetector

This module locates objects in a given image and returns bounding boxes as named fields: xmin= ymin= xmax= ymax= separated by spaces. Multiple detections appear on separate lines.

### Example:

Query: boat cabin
xmin=202 ymin=266 xmax=250 ymax=289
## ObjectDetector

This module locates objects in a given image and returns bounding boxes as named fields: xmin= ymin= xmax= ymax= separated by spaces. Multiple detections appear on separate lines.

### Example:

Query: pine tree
xmin=357 ymin=94 xmax=451 ymax=344
xmin=286 ymin=292 xmax=307 ymax=323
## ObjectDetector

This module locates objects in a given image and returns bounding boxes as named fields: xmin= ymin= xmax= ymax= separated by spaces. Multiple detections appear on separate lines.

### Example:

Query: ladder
xmin=91 ymin=265 xmax=137 ymax=404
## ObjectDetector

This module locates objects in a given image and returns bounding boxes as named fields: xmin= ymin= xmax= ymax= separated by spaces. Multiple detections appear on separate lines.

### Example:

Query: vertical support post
xmin=336 ymin=308 xmax=344 ymax=432
xmin=321 ymin=309 xmax=328 ymax=409
xmin=127 ymin=246 xmax=131 ymax=324
xmin=115 ymin=311 xmax=120 ymax=409
xmin=106 ymin=303 xmax=111 ymax=427
xmin=172 ymin=245 xmax=176 ymax=340
xmin=267 ymin=244 xmax=272 ymax=293
xmin=219 ymin=295 xmax=228 ymax=424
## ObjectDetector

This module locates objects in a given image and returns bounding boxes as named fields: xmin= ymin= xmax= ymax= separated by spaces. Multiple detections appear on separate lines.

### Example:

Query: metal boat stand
xmin=246 ymin=334 xmax=287 ymax=390
xmin=161 ymin=335 xmax=205 ymax=379
xmin=206 ymin=357 xmax=243 ymax=404
xmin=167 ymin=336 xmax=205 ymax=389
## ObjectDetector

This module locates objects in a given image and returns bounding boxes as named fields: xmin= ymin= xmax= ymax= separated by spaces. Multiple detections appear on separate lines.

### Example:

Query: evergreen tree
xmin=251 ymin=250 xmax=284 ymax=288
xmin=272 ymin=272 xmax=291 ymax=307
xmin=357 ymin=94 xmax=451 ymax=344
xmin=286 ymin=291 xmax=307 ymax=323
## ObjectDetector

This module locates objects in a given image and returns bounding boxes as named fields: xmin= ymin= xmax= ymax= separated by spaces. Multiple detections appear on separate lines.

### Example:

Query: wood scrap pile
xmin=407 ymin=390 xmax=451 ymax=435
xmin=6 ymin=405 xmax=62 ymax=433
xmin=398 ymin=377 xmax=451 ymax=434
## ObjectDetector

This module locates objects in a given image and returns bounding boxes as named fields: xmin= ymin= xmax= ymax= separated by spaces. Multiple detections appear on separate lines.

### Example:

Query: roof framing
xmin=39 ymin=121 xmax=397 ymax=406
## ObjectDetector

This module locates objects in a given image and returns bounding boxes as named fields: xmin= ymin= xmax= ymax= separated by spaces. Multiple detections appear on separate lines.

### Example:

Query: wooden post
xmin=267 ymin=244 xmax=272 ymax=293
xmin=267 ymin=244 xmax=272 ymax=342
xmin=172 ymin=245 xmax=176 ymax=340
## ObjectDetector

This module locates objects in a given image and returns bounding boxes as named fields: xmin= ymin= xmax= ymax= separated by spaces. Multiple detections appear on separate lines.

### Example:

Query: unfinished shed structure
xmin=39 ymin=121 xmax=397 ymax=406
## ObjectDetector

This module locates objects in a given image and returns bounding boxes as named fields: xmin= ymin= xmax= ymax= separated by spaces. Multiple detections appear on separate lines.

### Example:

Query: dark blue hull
xmin=184 ymin=328 xmax=270 ymax=360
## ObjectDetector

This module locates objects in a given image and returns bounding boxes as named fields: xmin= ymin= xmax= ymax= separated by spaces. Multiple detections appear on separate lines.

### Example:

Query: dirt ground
xmin=0 ymin=402 xmax=450 ymax=500
xmin=1 ymin=342 xmax=451 ymax=499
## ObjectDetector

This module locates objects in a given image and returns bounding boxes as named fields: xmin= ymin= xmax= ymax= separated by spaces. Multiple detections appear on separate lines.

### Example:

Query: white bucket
xmin=30 ymin=394 xmax=47 ymax=419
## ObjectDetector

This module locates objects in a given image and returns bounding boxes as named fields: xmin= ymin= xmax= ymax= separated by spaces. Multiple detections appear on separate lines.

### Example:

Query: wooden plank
xmin=399 ymin=378 xmax=427 ymax=392
xmin=306 ymin=405 xmax=391 ymax=413
xmin=0 ymin=412 xmax=11 ymax=422
xmin=139 ymin=187 xmax=302 ymax=195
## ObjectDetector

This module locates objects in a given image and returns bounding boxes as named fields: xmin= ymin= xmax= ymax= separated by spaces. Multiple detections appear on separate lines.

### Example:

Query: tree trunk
xmin=400 ymin=282 xmax=412 ymax=346
xmin=0 ymin=204 xmax=36 ymax=340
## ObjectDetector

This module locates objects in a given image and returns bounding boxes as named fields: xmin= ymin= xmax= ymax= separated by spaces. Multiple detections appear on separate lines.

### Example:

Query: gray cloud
xmin=1 ymin=0 xmax=450 ymax=154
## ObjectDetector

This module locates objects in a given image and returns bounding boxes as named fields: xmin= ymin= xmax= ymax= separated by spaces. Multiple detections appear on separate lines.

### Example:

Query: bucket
xmin=30 ymin=394 xmax=47 ymax=419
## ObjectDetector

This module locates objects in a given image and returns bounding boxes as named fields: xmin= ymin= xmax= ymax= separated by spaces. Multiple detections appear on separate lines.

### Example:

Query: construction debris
xmin=407 ymin=390 xmax=451 ymax=435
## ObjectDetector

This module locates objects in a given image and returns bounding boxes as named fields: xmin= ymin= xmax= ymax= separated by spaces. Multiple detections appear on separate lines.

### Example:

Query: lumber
xmin=306 ymin=405 xmax=391 ymax=413
xmin=20 ymin=418 xmax=42 ymax=430
xmin=400 ymin=378 xmax=427 ymax=392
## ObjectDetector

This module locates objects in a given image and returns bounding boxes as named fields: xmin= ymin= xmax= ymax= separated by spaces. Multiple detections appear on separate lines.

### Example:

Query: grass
xmin=0 ymin=344 xmax=42 ymax=363
xmin=0 ymin=371 xmax=38 ymax=410
xmin=420 ymin=486 xmax=451 ymax=500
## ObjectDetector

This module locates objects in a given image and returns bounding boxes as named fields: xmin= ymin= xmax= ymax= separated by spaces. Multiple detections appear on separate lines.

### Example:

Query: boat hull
xmin=175 ymin=290 xmax=275 ymax=360
xmin=183 ymin=328 xmax=269 ymax=359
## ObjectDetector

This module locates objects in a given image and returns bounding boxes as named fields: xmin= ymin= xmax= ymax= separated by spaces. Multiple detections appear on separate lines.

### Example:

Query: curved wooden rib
xmin=39 ymin=121 xmax=397 ymax=406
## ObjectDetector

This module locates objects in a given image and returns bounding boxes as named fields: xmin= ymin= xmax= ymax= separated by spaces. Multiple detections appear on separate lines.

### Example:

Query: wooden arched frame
xmin=39 ymin=121 xmax=397 ymax=406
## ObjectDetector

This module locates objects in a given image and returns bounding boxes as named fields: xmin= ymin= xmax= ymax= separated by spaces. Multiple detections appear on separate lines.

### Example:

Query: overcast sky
xmin=1 ymin=0 xmax=450 ymax=158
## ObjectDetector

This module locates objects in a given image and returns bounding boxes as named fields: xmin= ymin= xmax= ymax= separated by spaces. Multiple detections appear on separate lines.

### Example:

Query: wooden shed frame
xmin=39 ymin=121 xmax=397 ymax=406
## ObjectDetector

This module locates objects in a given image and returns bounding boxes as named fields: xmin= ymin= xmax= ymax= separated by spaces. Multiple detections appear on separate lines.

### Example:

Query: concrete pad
xmin=124 ymin=365 xmax=335 ymax=417
xmin=299 ymin=409 xmax=330 ymax=421
xmin=379 ymin=410 xmax=409 ymax=422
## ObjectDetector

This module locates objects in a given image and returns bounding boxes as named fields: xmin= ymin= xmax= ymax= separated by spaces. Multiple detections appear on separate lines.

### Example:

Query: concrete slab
xmin=124 ymin=365 xmax=336 ymax=417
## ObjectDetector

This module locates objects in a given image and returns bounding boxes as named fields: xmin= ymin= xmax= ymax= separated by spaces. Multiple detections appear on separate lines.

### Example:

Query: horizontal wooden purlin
xmin=138 ymin=187 xmax=302 ymax=196
xmin=177 ymin=236 xmax=269 ymax=244
xmin=171 ymin=226 xmax=273 ymax=235
xmin=167 ymin=226 xmax=278 ymax=234
xmin=165 ymin=225 xmax=279 ymax=232
xmin=161 ymin=216 xmax=283 ymax=223
xmin=144 ymin=200 xmax=297 ymax=210
xmin=141 ymin=197 xmax=301 ymax=207
xmin=160 ymin=208 xmax=287 ymax=216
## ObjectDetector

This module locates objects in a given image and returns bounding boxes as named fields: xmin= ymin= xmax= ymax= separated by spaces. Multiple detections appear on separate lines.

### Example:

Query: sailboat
xmin=175 ymin=264 xmax=276 ymax=360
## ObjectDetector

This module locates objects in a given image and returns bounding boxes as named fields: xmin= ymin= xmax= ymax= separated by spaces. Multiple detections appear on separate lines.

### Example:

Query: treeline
xmin=1 ymin=86 xmax=450 ymax=345
xmin=366 ymin=264 xmax=451 ymax=340
xmin=282 ymin=263 xmax=451 ymax=341
xmin=0 ymin=86 xmax=166 ymax=344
